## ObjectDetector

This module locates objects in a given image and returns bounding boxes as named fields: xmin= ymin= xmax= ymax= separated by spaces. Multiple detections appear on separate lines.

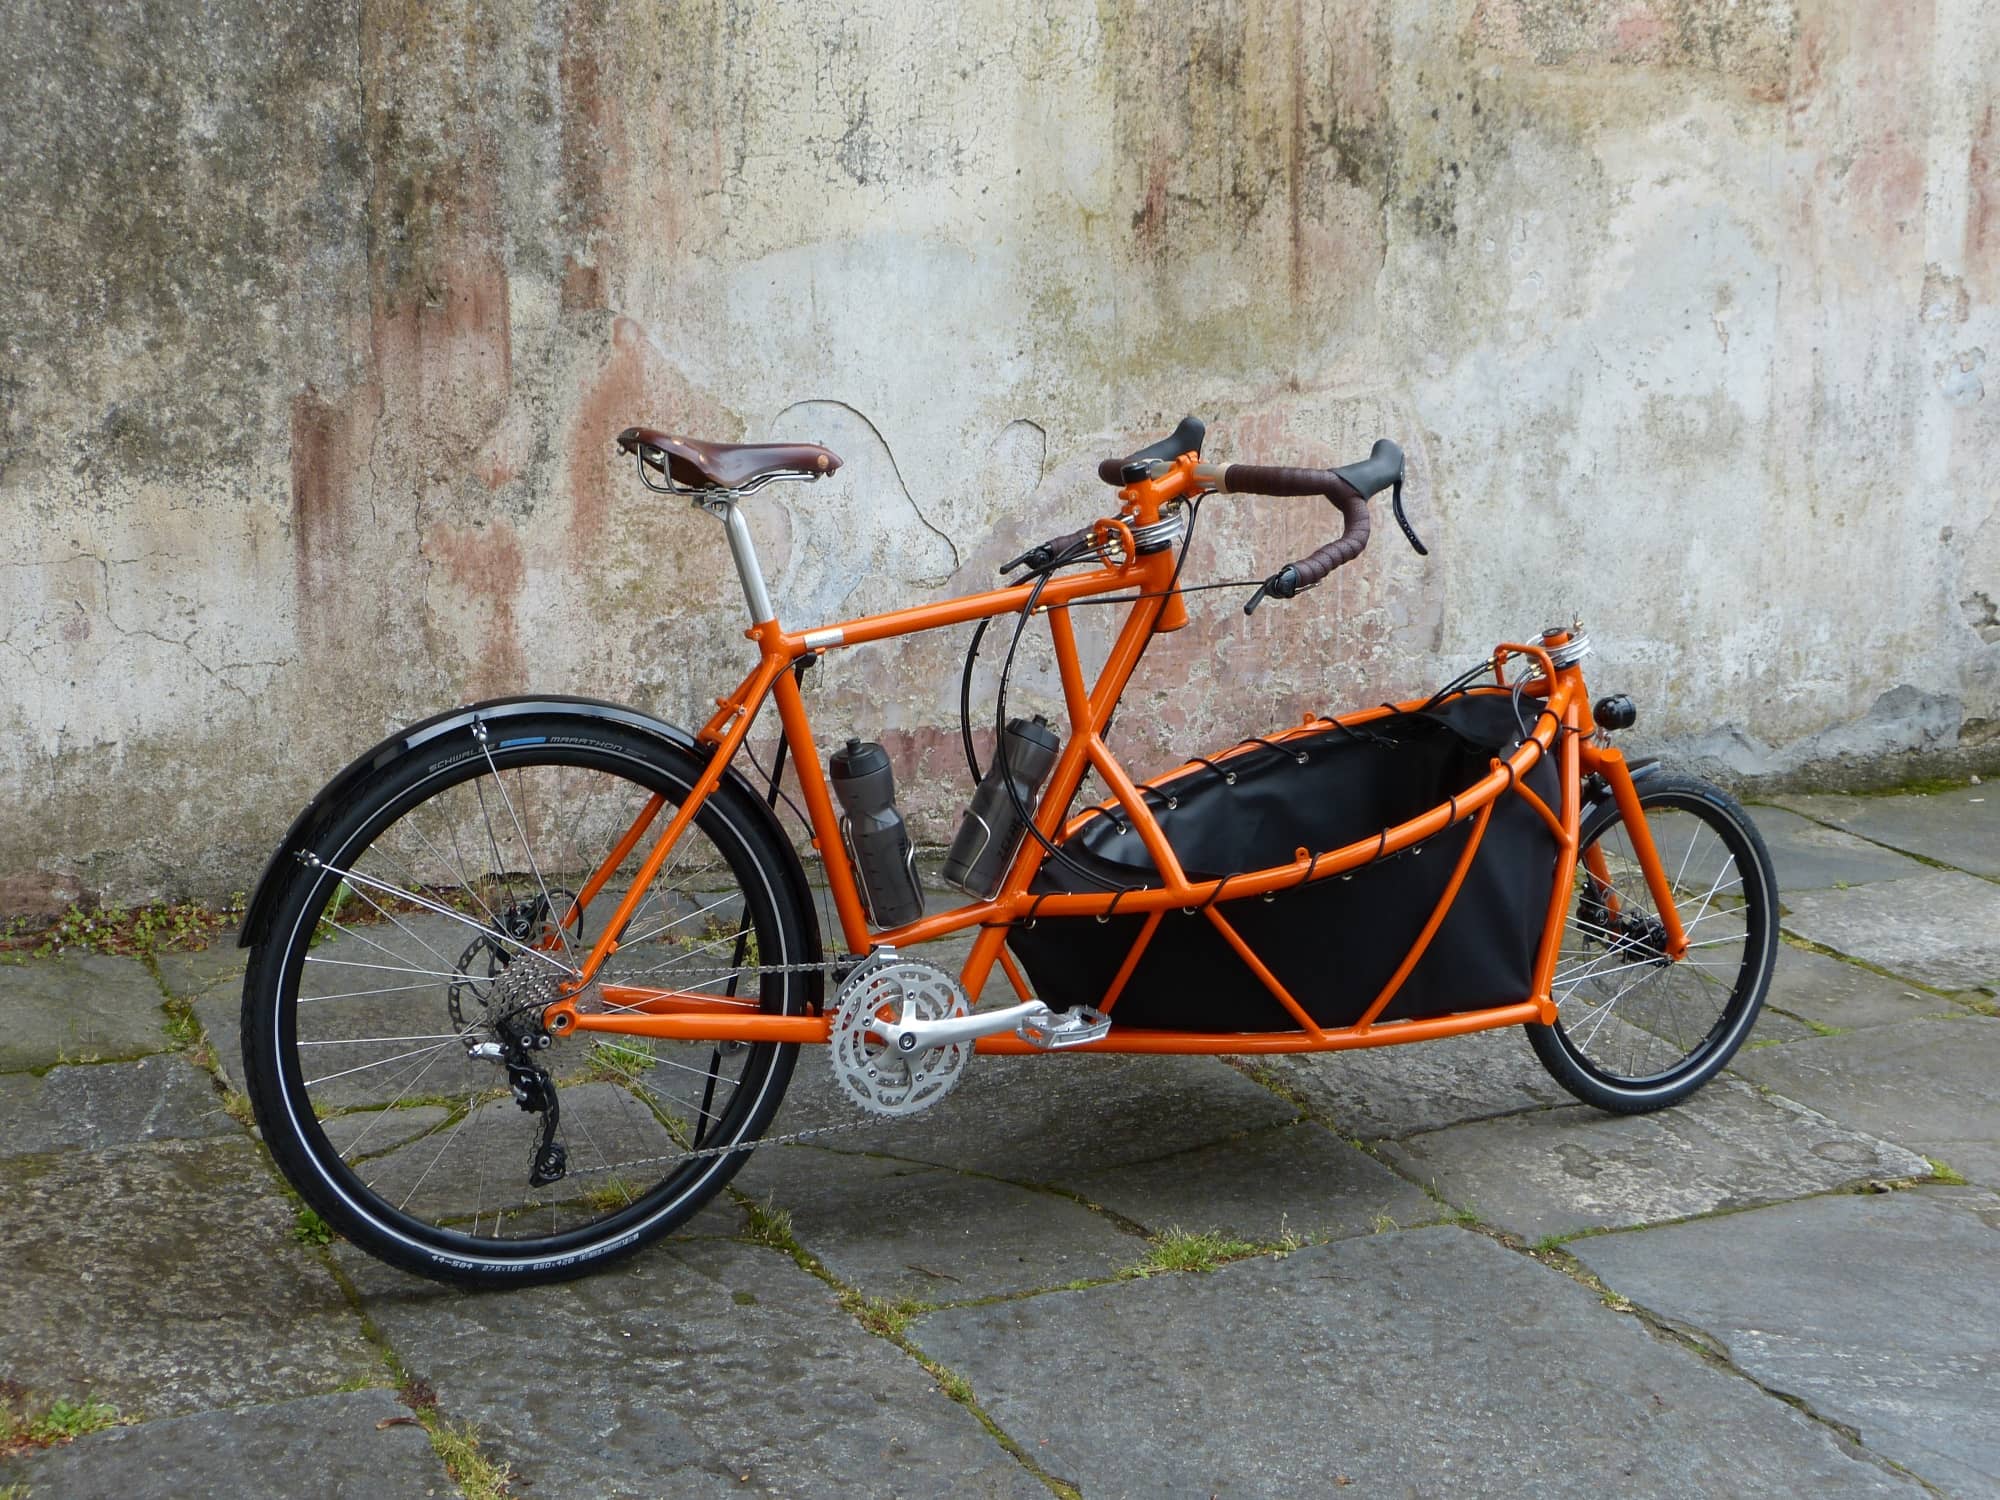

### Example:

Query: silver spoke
xmin=263 ymin=732 xmax=799 ymax=1255
xmin=1551 ymin=791 xmax=1766 ymax=1089
xmin=308 ymin=859 xmax=575 ymax=976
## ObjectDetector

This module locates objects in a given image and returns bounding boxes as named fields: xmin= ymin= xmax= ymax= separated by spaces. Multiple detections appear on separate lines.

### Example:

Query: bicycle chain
xmin=563 ymin=953 xmax=894 ymax=1172
xmin=562 ymin=1112 xmax=886 ymax=1175
xmin=609 ymin=956 xmax=856 ymax=983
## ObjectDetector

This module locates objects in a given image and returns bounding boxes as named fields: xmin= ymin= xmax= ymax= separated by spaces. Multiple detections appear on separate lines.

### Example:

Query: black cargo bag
xmin=1006 ymin=692 xmax=1561 ymax=1032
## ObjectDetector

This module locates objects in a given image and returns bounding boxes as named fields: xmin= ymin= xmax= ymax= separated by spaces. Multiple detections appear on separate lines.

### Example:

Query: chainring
xmin=829 ymin=959 xmax=971 ymax=1117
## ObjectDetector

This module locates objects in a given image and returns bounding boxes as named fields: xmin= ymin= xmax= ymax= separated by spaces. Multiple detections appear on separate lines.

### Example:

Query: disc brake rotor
xmin=829 ymin=960 xmax=971 ymax=1117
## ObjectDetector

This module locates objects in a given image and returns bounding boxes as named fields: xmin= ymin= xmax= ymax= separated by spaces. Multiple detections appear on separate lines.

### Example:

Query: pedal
xmin=1015 ymin=1005 xmax=1112 ymax=1050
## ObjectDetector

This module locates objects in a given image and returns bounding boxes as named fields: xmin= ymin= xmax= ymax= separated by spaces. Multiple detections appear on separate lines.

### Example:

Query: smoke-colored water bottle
xmin=943 ymin=715 xmax=1063 ymax=899
xmin=829 ymin=739 xmax=924 ymax=928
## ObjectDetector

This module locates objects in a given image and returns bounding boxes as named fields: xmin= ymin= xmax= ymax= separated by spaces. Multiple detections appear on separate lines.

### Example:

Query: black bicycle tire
xmin=1526 ymin=773 xmax=1777 ymax=1113
xmin=240 ymin=715 xmax=813 ymax=1286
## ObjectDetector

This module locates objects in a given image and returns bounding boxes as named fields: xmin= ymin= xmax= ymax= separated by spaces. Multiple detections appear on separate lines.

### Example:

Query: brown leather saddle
xmin=617 ymin=426 xmax=842 ymax=490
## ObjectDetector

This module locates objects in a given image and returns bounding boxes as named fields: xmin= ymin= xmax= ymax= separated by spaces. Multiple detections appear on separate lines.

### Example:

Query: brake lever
xmin=999 ymin=544 xmax=1054 ymax=576
xmin=1391 ymin=479 xmax=1428 ymax=556
xmin=1243 ymin=565 xmax=1300 ymax=616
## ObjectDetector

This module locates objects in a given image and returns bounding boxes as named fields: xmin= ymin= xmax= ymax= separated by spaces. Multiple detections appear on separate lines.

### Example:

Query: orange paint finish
xmin=534 ymin=455 xmax=1703 ymax=1063
xmin=1098 ymin=909 xmax=1164 ymax=1014
xmin=1355 ymin=801 xmax=1494 ymax=1029
xmin=975 ymin=1002 xmax=1552 ymax=1054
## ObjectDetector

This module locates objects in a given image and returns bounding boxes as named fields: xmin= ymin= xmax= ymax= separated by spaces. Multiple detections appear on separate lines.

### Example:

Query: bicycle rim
xmin=248 ymin=726 xmax=805 ymax=1274
xmin=1549 ymin=785 xmax=1772 ymax=1090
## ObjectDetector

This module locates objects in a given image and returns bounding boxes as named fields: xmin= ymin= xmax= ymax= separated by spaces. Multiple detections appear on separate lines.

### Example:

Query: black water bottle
xmin=943 ymin=715 xmax=1063 ymax=899
xmin=829 ymin=739 xmax=924 ymax=928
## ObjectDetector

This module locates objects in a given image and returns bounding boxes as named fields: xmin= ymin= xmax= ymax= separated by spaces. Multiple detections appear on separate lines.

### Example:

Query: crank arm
xmin=877 ymin=999 xmax=1053 ymax=1055
xmin=876 ymin=1000 xmax=1114 ymax=1054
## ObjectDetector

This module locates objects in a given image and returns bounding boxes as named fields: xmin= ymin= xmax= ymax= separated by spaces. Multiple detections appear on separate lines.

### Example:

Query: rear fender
xmin=237 ymin=696 xmax=812 ymax=956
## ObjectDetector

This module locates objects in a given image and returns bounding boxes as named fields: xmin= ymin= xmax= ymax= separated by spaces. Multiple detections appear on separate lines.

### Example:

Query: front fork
xmin=1582 ymin=746 xmax=1689 ymax=961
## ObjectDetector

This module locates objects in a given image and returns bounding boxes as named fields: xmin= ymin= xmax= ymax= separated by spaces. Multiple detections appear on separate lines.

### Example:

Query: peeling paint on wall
xmin=1 ymin=0 xmax=1997 ymax=905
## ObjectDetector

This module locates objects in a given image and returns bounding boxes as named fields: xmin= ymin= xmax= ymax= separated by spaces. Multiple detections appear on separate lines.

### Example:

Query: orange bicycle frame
xmin=540 ymin=454 xmax=1686 ymax=1054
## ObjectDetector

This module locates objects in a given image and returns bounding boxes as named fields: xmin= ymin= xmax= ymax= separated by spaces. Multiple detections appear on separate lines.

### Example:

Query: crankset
xmin=828 ymin=952 xmax=1112 ymax=1117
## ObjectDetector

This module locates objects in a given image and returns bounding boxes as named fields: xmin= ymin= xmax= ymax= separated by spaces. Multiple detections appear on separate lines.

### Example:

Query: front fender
xmin=1582 ymin=755 xmax=1663 ymax=819
xmin=237 ymin=696 xmax=798 ymax=950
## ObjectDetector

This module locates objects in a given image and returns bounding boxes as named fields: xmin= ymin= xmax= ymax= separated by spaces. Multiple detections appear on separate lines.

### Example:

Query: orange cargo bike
xmin=239 ymin=416 xmax=1778 ymax=1285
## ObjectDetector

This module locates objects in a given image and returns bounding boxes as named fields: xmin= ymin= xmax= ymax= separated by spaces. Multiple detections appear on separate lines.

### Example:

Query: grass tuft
xmin=837 ymin=1290 xmax=931 ymax=1340
xmin=1 ymin=1393 xmax=123 ymax=1455
xmin=4 ymin=896 xmax=244 ymax=959
xmin=1130 ymin=1227 xmax=1260 ymax=1276
xmin=578 ymin=1037 xmax=658 ymax=1083
xmin=1925 ymin=1157 xmax=1969 ymax=1186
xmin=576 ymin=1177 xmax=648 ymax=1214
xmin=420 ymin=1412 xmax=512 ymax=1500
xmin=742 ymin=1198 xmax=795 ymax=1250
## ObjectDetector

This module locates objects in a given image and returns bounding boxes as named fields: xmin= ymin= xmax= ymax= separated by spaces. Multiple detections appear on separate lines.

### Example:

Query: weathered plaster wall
xmin=2 ymin=0 xmax=1996 ymax=907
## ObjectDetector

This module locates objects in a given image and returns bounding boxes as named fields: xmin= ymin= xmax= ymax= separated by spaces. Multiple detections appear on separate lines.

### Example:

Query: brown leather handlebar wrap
xmin=1221 ymin=465 xmax=1373 ymax=588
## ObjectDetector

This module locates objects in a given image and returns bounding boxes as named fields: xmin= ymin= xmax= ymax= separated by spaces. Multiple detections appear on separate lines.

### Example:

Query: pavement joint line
xmin=1226 ymin=1053 xmax=1573 ymax=1143
xmin=317 ymin=1251 xmax=517 ymax=1497
xmin=723 ymin=1185 xmax=1083 ymax=1500
xmin=1760 ymin=800 xmax=2000 ymax=889
xmin=782 ymin=1141 xmax=1158 ymax=1239
xmin=1455 ymin=1216 xmax=1944 ymax=1491
xmin=1774 ymin=930 xmax=1979 ymax=1004
xmin=1522 ymin=1173 xmax=1949 ymax=1254
xmin=12 ymin=1047 xmax=167 ymax=1079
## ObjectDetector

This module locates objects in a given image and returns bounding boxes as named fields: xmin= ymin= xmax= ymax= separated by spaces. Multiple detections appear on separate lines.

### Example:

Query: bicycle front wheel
xmin=241 ymin=713 xmax=816 ymax=1286
xmin=1527 ymin=773 xmax=1777 ymax=1113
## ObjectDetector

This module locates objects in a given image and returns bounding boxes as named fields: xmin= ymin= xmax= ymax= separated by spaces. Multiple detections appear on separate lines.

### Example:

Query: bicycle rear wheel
xmin=1527 ymin=773 xmax=1777 ymax=1113
xmin=241 ymin=713 xmax=816 ymax=1286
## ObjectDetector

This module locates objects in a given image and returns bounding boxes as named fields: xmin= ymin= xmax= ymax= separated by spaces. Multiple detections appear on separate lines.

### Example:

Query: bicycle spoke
xmin=251 ymin=722 xmax=806 ymax=1270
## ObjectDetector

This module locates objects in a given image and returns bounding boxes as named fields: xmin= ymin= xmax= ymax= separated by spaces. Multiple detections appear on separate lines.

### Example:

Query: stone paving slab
xmin=1780 ymin=870 xmax=2000 ymax=992
xmin=0 ymin=1388 xmax=449 ymax=1499
xmin=1767 ymin=789 xmax=2000 ymax=879
xmin=0 ymin=952 xmax=169 ymax=1071
xmin=733 ymin=1143 xmax=1144 ymax=1302
xmin=1064 ymin=1120 xmax=1440 ymax=1243
xmin=1378 ymin=1078 xmax=1929 ymax=1242
xmin=1761 ymin=945 xmax=1958 ymax=1032
xmin=0 ymin=1138 xmax=382 ymax=1417
xmin=909 ymin=1227 xmax=1920 ymax=1496
xmin=192 ymin=987 xmax=249 ymax=1094
xmin=1749 ymin=804 xmax=1929 ymax=890
xmin=1731 ymin=1016 xmax=2000 ymax=1187
xmin=153 ymin=942 xmax=249 ymax=1004
xmin=1253 ymin=1026 xmax=1573 ymax=1139
xmin=341 ymin=1236 xmax=1045 ymax=1499
xmin=1574 ymin=1188 xmax=2000 ymax=1497
xmin=775 ymin=1051 xmax=1299 ymax=1180
xmin=320 ymin=1103 xmax=453 ymax=1158
xmin=0 ymin=1054 xmax=237 ymax=1156
xmin=346 ymin=1083 xmax=690 ymax=1225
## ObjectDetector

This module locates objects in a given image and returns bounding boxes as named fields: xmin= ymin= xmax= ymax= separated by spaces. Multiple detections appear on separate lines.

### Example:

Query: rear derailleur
xmin=468 ymin=1007 xmax=568 ymax=1188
